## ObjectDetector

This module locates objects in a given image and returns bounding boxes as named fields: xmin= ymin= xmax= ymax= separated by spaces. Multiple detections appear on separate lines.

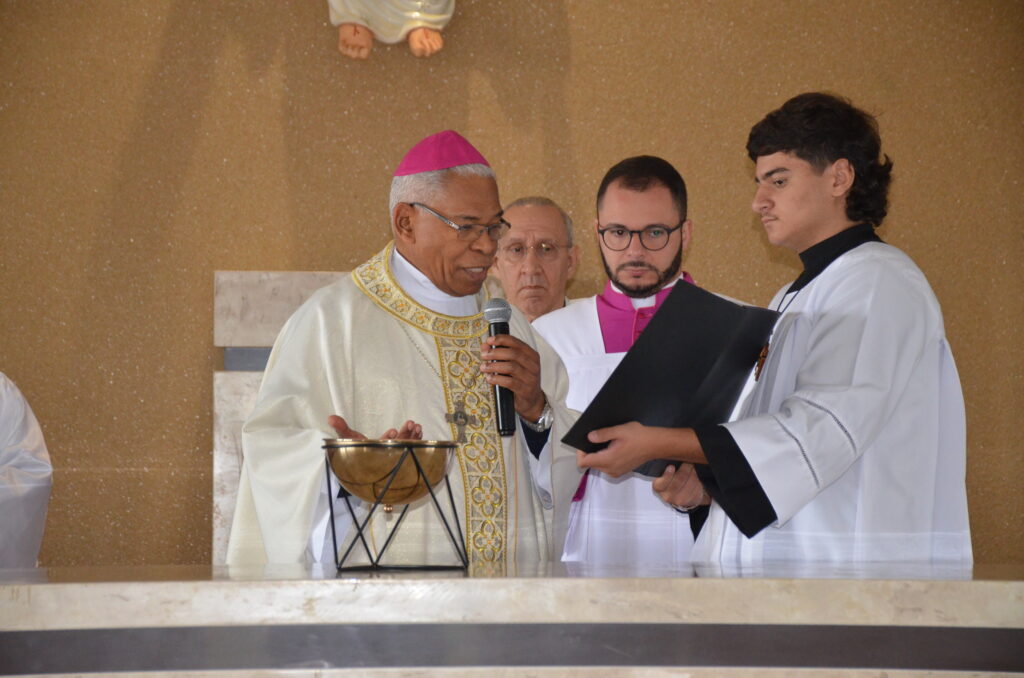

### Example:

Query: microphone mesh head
xmin=483 ymin=298 xmax=512 ymax=323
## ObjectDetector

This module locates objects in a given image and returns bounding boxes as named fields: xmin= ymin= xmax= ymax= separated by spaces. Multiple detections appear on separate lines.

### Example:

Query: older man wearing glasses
xmin=228 ymin=131 xmax=581 ymax=569
xmin=532 ymin=155 xmax=700 ymax=569
xmin=491 ymin=197 xmax=581 ymax=322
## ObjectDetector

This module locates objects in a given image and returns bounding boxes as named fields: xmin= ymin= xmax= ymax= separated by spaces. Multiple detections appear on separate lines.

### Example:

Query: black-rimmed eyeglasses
xmin=597 ymin=222 xmax=684 ymax=251
xmin=407 ymin=202 xmax=511 ymax=242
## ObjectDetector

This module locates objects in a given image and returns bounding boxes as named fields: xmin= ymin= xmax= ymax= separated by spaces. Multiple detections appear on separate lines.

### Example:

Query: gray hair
xmin=503 ymin=196 xmax=575 ymax=246
xmin=388 ymin=164 xmax=495 ymax=221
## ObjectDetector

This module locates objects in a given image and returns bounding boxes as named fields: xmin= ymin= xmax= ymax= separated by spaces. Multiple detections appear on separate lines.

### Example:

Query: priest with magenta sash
xmin=532 ymin=156 xmax=701 ymax=567
xmin=227 ymin=131 xmax=581 ymax=569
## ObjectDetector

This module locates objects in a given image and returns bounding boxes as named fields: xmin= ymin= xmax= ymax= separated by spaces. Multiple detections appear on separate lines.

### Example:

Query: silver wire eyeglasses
xmin=407 ymin=202 xmax=511 ymax=242
xmin=499 ymin=242 xmax=572 ymax=262
xmin=597 ymin=222 xmax=684 ymax=251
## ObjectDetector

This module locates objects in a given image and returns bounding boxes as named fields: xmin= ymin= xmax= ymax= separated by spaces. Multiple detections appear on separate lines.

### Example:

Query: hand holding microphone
xmin=481 ymin=299 xmax=548 ymax=436
xmin=483 ymin=299 xmax=516 ymax=435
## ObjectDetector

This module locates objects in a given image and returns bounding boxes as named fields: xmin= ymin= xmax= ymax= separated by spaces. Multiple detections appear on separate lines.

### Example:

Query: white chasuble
xmin=533 ymin=297 xmax=695 ymax=566
xmin=227 ymin=243 xmax=580 ymax=570
xmin=694 ymin=243 xmax=972 ymax=567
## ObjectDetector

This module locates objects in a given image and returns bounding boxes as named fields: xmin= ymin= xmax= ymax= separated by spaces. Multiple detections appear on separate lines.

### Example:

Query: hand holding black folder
xmin=561 ymin=283 xmax=779 ymax=477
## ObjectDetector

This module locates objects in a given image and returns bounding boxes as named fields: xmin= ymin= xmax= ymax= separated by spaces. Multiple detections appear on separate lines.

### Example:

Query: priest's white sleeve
xmin=513 ymin=315 xmax=582 ymax=556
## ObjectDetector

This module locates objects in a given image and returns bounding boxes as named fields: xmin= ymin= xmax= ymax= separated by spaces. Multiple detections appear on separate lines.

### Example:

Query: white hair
xmin=388 ymin=164 xmax=495 ymax=221
xmin=503 ymin=196 xmax=575 ymax=246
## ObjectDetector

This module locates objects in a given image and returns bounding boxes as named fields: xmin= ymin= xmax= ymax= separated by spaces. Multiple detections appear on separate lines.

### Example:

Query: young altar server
xmin=533 ymin=156 xmax=701 ymax=566
xmin=227 ymin=131 xmax=581 ymax=569
xmin=579 ymin=93 xmax=972 ymax=567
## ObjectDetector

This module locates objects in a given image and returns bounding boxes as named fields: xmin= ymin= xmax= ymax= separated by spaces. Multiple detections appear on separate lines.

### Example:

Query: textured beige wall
xmin=1 ymin=0 xmax=1021 ymax=567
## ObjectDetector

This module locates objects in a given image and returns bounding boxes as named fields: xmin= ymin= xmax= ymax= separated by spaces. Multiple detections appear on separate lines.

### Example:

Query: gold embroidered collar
xmin=352 ymin=242 xmax=489 ymax=339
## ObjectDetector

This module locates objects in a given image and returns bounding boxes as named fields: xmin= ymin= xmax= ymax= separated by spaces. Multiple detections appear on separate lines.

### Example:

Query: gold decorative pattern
xmin=353 ymin=243 xmax=488 ymax=339
xmin=352 ymin=243 xmax=508 ymax=564
xmin=435 ymin=336 xmax=508 ymax=564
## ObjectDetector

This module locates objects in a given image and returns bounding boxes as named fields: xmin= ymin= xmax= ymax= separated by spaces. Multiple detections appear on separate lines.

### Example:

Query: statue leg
xmin=407 ymin=27 xmax=444 ymax=58
xmin=338 ymin=23 xmax=374 ymax=60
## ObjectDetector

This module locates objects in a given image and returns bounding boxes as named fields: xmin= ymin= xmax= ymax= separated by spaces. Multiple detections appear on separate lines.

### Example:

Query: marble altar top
xmin=2 ymin=562 xmax=1022 ymax=632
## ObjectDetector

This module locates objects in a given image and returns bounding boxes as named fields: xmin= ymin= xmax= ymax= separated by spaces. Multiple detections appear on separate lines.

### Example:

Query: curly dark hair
xmin=596 ymin=155 xmax=687 ymax=221
xmin=747 ymin=92 xmax=893 ymax=229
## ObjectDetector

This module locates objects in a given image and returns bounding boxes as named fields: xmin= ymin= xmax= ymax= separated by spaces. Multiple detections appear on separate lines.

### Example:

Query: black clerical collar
xmin=789 ymin=223 xmax=882 ymax=292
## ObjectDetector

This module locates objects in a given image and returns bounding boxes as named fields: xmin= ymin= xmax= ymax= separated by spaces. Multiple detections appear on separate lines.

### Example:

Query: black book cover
xmin=561 ymin=283 xmax=779 ymax=477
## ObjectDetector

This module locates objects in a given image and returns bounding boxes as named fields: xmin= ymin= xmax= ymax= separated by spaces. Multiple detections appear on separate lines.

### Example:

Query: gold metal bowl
xmin=323 ymin=438 xmax=457 ymax=505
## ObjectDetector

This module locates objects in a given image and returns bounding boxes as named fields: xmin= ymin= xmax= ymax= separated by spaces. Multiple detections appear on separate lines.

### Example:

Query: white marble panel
xmin=212 ymin=371 xmax=263 ymax=565
xmin=4 ymin=576 xmax=1022 ymax=631
xmin=214 ymin=271 xmax=346 ymax=347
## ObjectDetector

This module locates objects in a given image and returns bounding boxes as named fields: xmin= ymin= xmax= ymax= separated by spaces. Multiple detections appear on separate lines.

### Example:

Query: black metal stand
xmin=325 ymin=446 xmax=469 ymax=572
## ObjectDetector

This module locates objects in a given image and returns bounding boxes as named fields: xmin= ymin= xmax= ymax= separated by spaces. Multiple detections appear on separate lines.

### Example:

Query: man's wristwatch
xmin=521 ymin=402 xmax=553 ymax=433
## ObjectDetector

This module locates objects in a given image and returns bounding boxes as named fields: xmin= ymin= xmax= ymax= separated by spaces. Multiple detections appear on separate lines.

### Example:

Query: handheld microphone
xmin=483 ymin=298 xmax=516 ymax=436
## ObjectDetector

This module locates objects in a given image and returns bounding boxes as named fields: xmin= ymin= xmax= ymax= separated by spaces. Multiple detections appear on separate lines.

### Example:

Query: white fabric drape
xmin=327 ymin=0 xmax=454 ymax=43
xmin=533 ymin=296 xmax=695 ymax=565
xmin=0 ymin=372 xmax=52 ymax=568
xmin=695 ymin=242 xmax=972 ymax=565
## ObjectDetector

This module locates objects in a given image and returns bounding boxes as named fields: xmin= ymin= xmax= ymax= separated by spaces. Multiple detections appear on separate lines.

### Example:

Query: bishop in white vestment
xmin=227 ymin=131 xmax=581 ymax=569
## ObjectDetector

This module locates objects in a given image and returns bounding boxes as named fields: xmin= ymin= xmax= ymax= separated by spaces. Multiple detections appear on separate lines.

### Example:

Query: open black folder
xmin=561 ymin=282 xmax=780 ymax=477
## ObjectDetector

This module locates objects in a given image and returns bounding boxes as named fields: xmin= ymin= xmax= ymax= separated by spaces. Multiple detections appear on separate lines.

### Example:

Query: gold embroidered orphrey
xmin=352 ymin=244 xmax=509 ymax=564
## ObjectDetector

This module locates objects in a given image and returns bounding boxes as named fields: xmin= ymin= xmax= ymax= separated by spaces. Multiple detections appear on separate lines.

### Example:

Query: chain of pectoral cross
xmin=398 ymin=321 xmax=483 ymax=443
xmin=756 ymin=283 xmax=804 ymax=381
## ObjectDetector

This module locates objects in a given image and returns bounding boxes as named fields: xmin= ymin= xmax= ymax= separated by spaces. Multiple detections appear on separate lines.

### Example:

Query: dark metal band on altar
xmin=2 ymin=623 xmax=1019 ymax=673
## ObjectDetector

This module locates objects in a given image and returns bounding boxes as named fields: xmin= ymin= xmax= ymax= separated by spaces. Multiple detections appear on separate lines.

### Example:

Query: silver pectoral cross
xmin=445 ymin=396 xmax=478 ymax=443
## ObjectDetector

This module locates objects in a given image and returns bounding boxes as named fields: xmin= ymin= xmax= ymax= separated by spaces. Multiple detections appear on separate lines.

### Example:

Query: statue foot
xmin=338 ymin=23 xmax=374 ymax=59
xmin=407 ymin=27 xmax=444 ymax=57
